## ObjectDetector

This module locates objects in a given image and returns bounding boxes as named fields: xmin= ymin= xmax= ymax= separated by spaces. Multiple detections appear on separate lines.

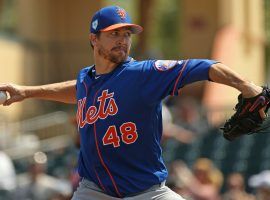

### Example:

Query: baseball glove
xmin=221 ymin=86 xmax=270 ymax=141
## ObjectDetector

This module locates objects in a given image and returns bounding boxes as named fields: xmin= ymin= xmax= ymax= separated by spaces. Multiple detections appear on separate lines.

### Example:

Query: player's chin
xmin=111 ymin=53 xmax=127 ymax=63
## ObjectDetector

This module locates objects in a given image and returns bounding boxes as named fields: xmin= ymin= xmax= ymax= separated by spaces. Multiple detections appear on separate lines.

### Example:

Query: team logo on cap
xmin=92 ymin=19 xmax=98 ymax=30
xmin=154 ymin=60 xmax=183 ymax=71
xmin=116 ymin=7 xmax=126 ymax=19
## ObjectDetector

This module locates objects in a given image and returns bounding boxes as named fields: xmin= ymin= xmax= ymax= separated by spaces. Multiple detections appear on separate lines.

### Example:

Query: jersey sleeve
xmin=140 ymin=59 xmax=218 ymax=105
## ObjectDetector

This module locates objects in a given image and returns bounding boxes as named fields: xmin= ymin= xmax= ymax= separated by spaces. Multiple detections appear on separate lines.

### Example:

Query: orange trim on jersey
xmin=93 ymin=123 xmax=122 ymax=197
xmin=83 ymin=81 xmax=88 ymax=94
xmin=171 ymin=60 xmax=189 ymax=96
xmin=94 ymin=168 xmax=107 ymax=192
xmin=92 ymin=90 xmax=122 ymax=198
xmin=83 ymin=81 xmax=88 ymax=112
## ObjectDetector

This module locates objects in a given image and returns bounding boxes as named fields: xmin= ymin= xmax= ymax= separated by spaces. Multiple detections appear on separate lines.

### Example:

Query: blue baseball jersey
xmin=75 ymin=57 xmax=217 ymax=197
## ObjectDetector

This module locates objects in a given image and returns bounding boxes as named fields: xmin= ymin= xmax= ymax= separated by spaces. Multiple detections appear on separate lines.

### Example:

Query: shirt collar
xmin=87 ymin=57 xmax=134 ymax=78
xmin=124 ymin=56 xmax=135 ymax=63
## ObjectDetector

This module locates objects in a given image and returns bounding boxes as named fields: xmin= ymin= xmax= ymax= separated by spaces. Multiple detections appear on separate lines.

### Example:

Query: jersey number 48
xmin=102 ymin=122 xmax=138 ymax=148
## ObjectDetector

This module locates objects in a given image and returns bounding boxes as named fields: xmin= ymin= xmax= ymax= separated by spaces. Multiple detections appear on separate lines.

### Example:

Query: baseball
xmin=0 ymin=91 xmax=7 ymax=105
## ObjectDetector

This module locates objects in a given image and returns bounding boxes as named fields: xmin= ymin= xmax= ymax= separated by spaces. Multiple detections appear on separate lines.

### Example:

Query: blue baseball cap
xmin=90 ymin=6 xmax=143 ymax=34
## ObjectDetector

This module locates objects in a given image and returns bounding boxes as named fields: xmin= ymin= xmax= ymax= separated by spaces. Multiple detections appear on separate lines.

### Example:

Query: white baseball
xmin=0 ymin=91 xmax=7 ymax=105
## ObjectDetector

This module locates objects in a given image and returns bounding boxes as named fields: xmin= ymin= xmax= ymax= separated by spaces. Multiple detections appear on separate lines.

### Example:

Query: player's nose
xmin=117 ymin=34 xmax=130 ymax=45
xmin=116 ymin=37 xmax=127 ymax=46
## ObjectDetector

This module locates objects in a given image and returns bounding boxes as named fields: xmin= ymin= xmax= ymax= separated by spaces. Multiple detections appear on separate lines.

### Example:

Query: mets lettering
xmin=77 ymin=90 xmax=118 ymax=128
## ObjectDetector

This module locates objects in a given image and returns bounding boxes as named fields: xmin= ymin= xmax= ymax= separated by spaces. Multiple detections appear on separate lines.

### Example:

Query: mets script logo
xmin=116 ymin=7 xmax=126 ymax=19
xmin=77 ymin=90 xmax=118 ymax=128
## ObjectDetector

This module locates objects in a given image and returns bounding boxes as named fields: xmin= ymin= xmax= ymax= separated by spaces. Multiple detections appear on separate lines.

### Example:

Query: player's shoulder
xmin=127 ymin=59 xmax=187 ymax=72
xmin=124 ymin=58 xmax=155 ymax=70
xmin=77 ymin=65 xmax=93 ymax=83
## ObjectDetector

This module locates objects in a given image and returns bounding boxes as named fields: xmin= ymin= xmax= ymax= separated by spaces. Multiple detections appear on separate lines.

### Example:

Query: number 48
xmin=102 ymin=122 xmax=138 ymax=148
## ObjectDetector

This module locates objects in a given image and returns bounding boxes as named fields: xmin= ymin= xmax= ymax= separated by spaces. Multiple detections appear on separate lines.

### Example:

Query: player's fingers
xmin=259 ymin=106 xmax=267 ymax=119
xmin=2 ymin=99 xmax=10 ymax=106
xmin=0 ymin=87 xmax=8 ymax=95
xmin=2 ymin=95 xmax=22 ymax=106
xmin=0 ymin=83 xmax=16 ymax=94
xmin=3 ymin=97 xmax=14 ymax=106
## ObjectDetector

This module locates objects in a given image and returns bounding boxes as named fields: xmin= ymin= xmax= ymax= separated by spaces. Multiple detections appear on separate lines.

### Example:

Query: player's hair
xmin=90 ymin=32 xmax=101 ymax=49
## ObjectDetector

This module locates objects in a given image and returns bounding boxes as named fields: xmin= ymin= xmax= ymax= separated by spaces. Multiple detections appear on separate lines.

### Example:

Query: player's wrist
xmin=238 ymin=81 xmax=263 ymax=98
xmin=23 ymin=86 xmax=37 ymax=99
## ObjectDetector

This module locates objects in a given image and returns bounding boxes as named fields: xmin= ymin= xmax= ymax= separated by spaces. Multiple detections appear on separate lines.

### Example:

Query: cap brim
xmin=100 ymin=23 xmax=143 ymax=34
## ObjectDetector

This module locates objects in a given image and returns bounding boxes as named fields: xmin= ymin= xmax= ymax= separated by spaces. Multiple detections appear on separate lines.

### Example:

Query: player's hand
xmin=0 ymin=83 xmax=27 ymax=106
xmin=221 ymin=86 xmax=270 ymax=141
xmin=239 ymin=82 xmax=263 ymax=98
xmin=239 ymin=82 xmax=266 ymax=118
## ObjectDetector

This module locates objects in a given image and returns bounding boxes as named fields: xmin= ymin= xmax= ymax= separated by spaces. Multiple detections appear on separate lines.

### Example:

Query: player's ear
xmin=89 ymin=33 xmax=97 ymax=47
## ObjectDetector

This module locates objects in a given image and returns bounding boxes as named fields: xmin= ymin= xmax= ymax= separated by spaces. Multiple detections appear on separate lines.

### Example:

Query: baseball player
xmin=0 ymin=6 xmax=264 ymax=200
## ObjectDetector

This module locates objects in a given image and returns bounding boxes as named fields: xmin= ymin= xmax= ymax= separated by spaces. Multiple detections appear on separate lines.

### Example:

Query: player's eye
xmin=125 ymin=32 xmax=131 ymax=37
xmin=111 ymin=31 xmax=118 ymax=36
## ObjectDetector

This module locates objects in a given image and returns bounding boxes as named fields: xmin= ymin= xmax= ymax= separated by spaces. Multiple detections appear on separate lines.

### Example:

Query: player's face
xmin=94 ymin=28 xmax=132 ymax=63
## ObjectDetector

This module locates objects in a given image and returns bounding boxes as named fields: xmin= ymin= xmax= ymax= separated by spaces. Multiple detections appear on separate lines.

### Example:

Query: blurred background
xmin=0 ymin=0 xmax=270 ymax=199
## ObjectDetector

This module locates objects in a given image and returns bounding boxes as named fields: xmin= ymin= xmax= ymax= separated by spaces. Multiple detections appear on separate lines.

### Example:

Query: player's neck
xmin=94 ymin=57 xmax=118 ymax=75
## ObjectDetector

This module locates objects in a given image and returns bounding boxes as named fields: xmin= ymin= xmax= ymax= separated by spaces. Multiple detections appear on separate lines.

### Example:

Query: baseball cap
xmin=90 ymin=6 xmax=143 ymax=34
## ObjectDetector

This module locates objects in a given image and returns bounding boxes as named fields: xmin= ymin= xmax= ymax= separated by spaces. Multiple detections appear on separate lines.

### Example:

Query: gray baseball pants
xmin=71 ymin=178 xmax=186 ymax=200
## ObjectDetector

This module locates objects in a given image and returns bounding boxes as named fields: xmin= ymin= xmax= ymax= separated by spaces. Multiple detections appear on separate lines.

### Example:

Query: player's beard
xmin=98 ymin=45 xmax=129 ymax=64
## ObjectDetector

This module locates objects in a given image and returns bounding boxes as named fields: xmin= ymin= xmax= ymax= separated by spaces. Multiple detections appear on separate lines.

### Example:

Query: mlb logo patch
xmin=154 ymin=60 xmax=183 ymax=71
xmin=92 ymin=19 xmax=98 ymax=30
